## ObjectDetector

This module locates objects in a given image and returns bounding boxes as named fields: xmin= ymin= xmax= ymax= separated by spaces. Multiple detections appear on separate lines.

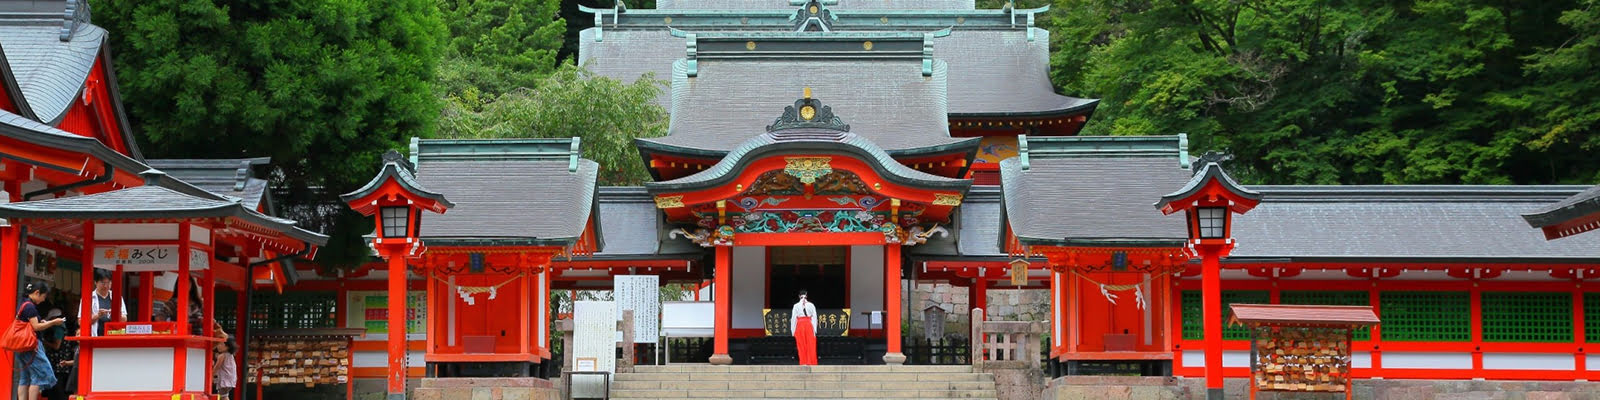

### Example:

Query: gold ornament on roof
xmin=933 ymin=193 xmax=964 ymax=206
xmin=654 ymin=195 xmax=685 ymax=209
xmin=783 ymin=157 xmax=833 ymax=184
xmin=746 ymin=41 xmax=757 ymax=50
xmin=800 ymin=105 xmax=816 ymax=120
xmin=863 ymin=41 xmax=874 ymax=50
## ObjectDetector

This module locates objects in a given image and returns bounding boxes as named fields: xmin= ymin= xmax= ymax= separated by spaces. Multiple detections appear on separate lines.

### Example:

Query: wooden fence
xmin=970 ymin=308 xmax=1046 ymax=371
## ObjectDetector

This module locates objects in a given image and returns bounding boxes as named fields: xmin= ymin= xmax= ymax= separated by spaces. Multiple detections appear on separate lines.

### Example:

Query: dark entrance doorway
xmin=766 ymin=246 xmax=847 ymax=309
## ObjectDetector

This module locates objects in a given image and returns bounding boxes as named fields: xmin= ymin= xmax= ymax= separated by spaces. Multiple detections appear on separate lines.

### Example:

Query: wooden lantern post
xmin=343 ymin=150 xmax=454 ymax=400
xmin=1156 ymin=154 xmax=1261 ymax=400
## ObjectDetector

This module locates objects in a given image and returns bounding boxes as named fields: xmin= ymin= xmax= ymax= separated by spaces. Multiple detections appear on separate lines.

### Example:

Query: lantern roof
xmin=341 ymin=149 xmax=455 ymax=215
xmin=998 ymin=135 xmax=1192 ymax=247
xmin=1154 ymin=153 xmax=1261 ymax=215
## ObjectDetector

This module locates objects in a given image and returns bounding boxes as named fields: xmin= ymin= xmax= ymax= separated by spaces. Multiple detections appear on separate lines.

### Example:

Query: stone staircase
xmin=608 ymin=364 xmax=999 ymax=399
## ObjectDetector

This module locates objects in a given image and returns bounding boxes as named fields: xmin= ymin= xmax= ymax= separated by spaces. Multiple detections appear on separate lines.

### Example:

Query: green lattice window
xmin=1586 ymin=293 xmax=1600 ymax=343
xmin=1379 ymin=291 xmax=1470 ymax=342
xmin=248 ymin=291 xmax=337 ymax=330
xmin=1483 ymin=292 xmax=1571 ymax=343
xmin=1181 ymin=290 xmax=1269 ymax=340
xmin=1280 ymin=291 xmax=1371 ymax=340
xmin=214 ymin=290 xmax=237 ymax=333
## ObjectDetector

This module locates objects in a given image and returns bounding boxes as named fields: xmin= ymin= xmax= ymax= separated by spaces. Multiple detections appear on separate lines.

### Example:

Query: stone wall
xmin=1047 ymin=376 xmax=1600 ymax=399
xmin=907 ymin=282 xmax=1051 ymax=339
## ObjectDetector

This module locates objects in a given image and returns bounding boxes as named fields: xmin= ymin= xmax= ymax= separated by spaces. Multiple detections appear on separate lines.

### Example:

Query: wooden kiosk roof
xmin=1229 ymin=304 xmax=1380 ymax=328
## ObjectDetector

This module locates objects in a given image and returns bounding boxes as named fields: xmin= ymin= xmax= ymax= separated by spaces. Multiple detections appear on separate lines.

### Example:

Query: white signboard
xmin=572 ymin=301 xmax=616 ymax=399
xmin=661 ymin=302 xmax=715 ymax=337
xmin=124 ymin=324 xmax=152 ymax=335
xmin=614 ymin=275 xmax=659 ymax=344
xmin=92 ymin=246 xmax=210 ymax=271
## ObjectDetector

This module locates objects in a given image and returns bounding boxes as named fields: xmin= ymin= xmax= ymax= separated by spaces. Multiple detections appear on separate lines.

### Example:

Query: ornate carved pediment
xmin=767 ymin=95 xmax=849 ymax=133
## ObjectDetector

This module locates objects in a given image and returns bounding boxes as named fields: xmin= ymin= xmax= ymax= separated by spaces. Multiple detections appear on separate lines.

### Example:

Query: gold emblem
xmin=863 ymin=41 xmax=874 ymax=50
xmin=880 ymin=16 xmax=889 ymax=24
xmin=664 ymin=17 xmax=672 ymax=24
xmin=933 ymin=193 xmax=963 ymax=206
xmin=783 ymin=157 xmax=832 ymax=184
xmin=800 ymin=105 xmax=816 ymax=121
xmin=809 ymin=5 xmax=819 ymax=13
xmin=654 ymin=195 xmax=685 ymax=209
xmin=746 ymin=41 xmax=756 ymax=50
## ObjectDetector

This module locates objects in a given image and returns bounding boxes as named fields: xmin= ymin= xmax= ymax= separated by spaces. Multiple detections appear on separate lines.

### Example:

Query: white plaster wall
xmin=1383 ymin=352 xmax=1473 ymax=369
xmin=1483 ymin=353 xmax=1576 ymax=370
xmin=353 ymin=350 xmax=426 ymax=368
xmin=1179 ymin=350 xmax=1251 ymax=368
xmin=850 ymin=246 xmax=885 ymax=330
xmin=731 ymin=246 xmax=767 ymax=329
xmin=186 ymin=348 xmax=206 ymax=392
xmin=93 ymin=348 xmax=175 ymax=392
xmin=1587 ymin=354 xmax=1600 ymax=370
xmin=1352 ymin=351 xmax=1372 ymax=368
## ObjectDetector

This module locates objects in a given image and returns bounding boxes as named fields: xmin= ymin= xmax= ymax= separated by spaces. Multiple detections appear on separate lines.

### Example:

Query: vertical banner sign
xmin=345 ymin=291 xmax=427 ymax=334
xmin=573 ymin=301 xmax=616 ymax=399
xmin=614 ymin=275 xmax=660 ymax=344
xmin=1010 ymin=259 xmax=1029 ymax=286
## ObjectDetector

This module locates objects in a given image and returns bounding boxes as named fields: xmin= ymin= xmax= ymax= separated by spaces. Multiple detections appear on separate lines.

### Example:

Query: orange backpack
xmin=2 ymin=303 xmax=38 ymax=352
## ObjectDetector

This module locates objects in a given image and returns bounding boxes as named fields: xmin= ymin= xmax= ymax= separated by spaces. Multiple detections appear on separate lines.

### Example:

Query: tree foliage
xmin=93 ymin=0 xmax=445 ymax=267
xmin=1044 ymin=0 xmax=1600 ymax=184
xmin=438 ymin=0 xmax=566 ymax=96
xmin=436 ymin=64 xmax=667 ymax=185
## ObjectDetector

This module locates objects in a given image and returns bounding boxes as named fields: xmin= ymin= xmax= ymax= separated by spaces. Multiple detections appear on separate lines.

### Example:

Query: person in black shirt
xmin=15 ymin=282 xmax=65 ymax=400
xmin=40 ymin=308 xmax=75 ymax=400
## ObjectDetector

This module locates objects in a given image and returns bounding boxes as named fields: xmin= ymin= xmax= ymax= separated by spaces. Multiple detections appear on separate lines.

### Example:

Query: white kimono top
xmin=790 ymin=299 xmax=818 ymax=334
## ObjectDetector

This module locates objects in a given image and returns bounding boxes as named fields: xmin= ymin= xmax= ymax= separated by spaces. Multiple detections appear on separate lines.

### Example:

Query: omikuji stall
xmin=0 ymin=170 xmax=326 ymax=400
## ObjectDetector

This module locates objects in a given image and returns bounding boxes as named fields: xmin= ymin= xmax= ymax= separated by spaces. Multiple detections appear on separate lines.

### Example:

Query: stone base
xmin=1047 ymin=376 xmax=1600 ymax=399
xmin=413 ymin=377 xmax=560 ymax=400
xmin=709 ymin=353 xmax=733 ymax=365
xmin=883 ymin=352 xmax=907 ymax=365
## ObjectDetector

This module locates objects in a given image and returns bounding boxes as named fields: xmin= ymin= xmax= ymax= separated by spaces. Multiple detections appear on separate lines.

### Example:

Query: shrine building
xmin=3 ymin=0 xmax=1600 ymax=399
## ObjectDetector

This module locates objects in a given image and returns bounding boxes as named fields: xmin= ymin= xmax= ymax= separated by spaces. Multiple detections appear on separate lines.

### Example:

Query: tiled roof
xmin=0 ymin=110 xmax=148 ymax=178
xmin=0 ymin=171 xmax=327 ymax=245
xmin=935 ymin=30 xmax=1097 ymax=116
xmin=999 ymin=135 xmax=1193 ymax=247
xmin=592 ymin=187 xmax=702 ymax=258
xmin=655 ymin=0 xmax=976 ymax=10
xmin=146 ymin=158 xmax=273 ymax=212
xmin=1229 ymin=185 xmax=1600 ymax=260
xmin=410 ymin=139 xmax=599 ymax=247
xmin=955 ymin=186 xmax=1004 ymax=256
xmin=0 ymin=22 xmax=105 ymax=125
xmin=644 ymin=58 xmax=968 ymax=155
xmin=1522 ymin=184 xmax=1600 ymax=228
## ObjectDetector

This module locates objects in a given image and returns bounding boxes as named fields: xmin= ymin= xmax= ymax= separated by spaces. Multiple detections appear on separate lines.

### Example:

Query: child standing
xmin=214 ymin=336 xmax=237 ymax=400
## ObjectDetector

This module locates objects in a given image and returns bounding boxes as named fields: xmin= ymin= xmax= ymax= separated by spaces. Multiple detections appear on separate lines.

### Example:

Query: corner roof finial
xmin=1196 ymin=151 xmax=1234 ymax=167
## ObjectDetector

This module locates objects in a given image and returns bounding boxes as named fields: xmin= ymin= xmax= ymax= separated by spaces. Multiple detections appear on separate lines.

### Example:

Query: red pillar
xmin=385 ymin=253 xmax=408 ymax=399
xmin=884 ymin=243 xmax=905 ymax=364
xmin=0 ymin=223 xmax=19 ymax=390
xmin=710 ymin=245 xmax=733 ymax=365
xmin=1200 ymin=249 xmax=1223 ymax=400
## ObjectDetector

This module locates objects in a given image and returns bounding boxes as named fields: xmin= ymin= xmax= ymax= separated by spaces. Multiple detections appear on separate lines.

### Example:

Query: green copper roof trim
xmin=675 ymin=28 xmax=951 ymax=76
xmin=413 ymin=137 xmax=583 ymax=172
xmin=644 ymin=135 xmax=972 ymax=193
xmin=580 ymin=3 xmax=1047 ymax=39
xmin=635 ymin=134 xmax=980 ymax=160
xmin=1017 ymin=134 xmax=1190 ymax=171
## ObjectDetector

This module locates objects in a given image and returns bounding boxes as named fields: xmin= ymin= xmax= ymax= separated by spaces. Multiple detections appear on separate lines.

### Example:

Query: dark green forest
xmin=91 ymin=0 xmax=1598 ymax=267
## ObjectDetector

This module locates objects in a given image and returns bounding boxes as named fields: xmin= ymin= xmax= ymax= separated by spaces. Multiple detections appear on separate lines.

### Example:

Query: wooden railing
xmin=970 ymin=308 xmax=1046 ymax=371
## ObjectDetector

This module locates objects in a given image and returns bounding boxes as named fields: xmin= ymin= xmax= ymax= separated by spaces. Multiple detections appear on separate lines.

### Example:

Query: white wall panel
xmin=849 ymin=246 xmax=884 ymax=330
xmin=731 ymin=246 xmax=766 ymax=329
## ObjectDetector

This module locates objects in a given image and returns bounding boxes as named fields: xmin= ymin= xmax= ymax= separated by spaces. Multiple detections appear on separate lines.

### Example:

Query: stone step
xmin=608 ymin=389 xmax=999 ymax=399
xmin=612 ymin=379 xmax=997 ymax=391
xmin=614 ymin=371 xmax=995 ymax=382
xmin=630 ymin=364 xmax=977 ymax=374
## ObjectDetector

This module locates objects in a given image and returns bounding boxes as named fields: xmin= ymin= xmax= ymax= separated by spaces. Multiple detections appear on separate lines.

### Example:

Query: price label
xmin=124 ymin=324 xmax=153 ymax=334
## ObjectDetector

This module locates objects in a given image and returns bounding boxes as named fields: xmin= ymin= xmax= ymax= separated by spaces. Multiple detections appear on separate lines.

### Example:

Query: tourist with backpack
xmin=8 ymin=282 xmax=65 ymax=400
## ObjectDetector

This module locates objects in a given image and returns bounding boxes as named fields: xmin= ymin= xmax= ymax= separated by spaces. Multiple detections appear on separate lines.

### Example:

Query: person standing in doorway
xmin=87 ymin=272 xmax=126 ymax=337
xmin=790 ymin=290 xmax=818 ymax=366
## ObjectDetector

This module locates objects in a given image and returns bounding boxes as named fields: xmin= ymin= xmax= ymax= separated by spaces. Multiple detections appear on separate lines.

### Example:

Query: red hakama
xmin=795 ymin=315 xmax=818 ymax=365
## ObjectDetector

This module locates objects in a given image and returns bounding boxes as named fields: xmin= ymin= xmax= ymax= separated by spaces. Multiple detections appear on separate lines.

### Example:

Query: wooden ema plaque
xmin=1250 ymin=327 xmax=1351 ymax=393
xmin=247 ymin=329 xmax=363 ymax=388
